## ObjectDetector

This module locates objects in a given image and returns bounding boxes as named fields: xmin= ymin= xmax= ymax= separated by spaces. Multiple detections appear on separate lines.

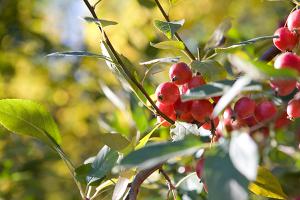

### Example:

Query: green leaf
xmin=181 ymin=79 xmax=262 ymax=102
xmin=204 ymin=146 xmax=249 ymax=200
xmin=150 ymin=41 xmax=185 ymax=50
xmin=83 ymin=17 xmax=118 ymax=27
xmin=100 ymin=133 xmax=130 ymax=152
xmin=249 ymin=166 xmax=288 ymax=200
xmin=228 ymin=55 xmax=298 ymax=81
xmin=137 ymin=0 xmax=156 ymax=8
xmin=191 ymin=60 xmax=227 ymax=82
xmin=0 ymin=99 xmax=61 ymax=145
xmin=121 ymin=135 xmax=207 ymax=169
xmin=88 ymin=146 xmax=119 ymax=185
xmin=205 ymin=18 xmax=232 ymax=50
xmin=154 ymin=19 xmax=185 ymax=39
xmin=135 ymin=123 xmax=161 ymax=150
xmin=47 ymin=51 xmax=114 ymax=63
xmin=130 ymin=93 xmax=148 ymax=132
xmin=139 ymin=56 xmax=180 ymax=66
xmin=215 ymin=35 xmax=278 ymax=53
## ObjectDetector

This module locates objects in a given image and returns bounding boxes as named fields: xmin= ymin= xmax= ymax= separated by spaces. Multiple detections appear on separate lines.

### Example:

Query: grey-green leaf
xmin=121 ymin=135 xmax=207 ymax=170
xmin=191 ymin=60 xmax=228 ymax=82
xmin=154 ymin=19 xmax=185 ymax=39
xmin=139 ymin=56 xmax=180 ymax=66
xmin=205 ymin=146 xmax=249 ymax=200
xmin=83 ymin=17 xmax=118 ymax=27
xmin=205 ymin=18 xmax=232 ymax=50
xmin=181 ymin=79 xmax=262 ymax=102
xmin=47 ymin=51 xmax=114 ymax=63
xmin=150 ymin=41 xmax=185 ymax=50
xmin=0 ymin=99 xmax=61 ymax=145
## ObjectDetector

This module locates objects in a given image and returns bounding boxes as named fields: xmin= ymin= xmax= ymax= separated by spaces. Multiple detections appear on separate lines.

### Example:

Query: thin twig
xmin=159 ymin=168 xmax=177 ymax=200
xmin=154 ymin=0 xmax=196 ymax=61
xmin=82 ymin=0 xmax=175 ymax=124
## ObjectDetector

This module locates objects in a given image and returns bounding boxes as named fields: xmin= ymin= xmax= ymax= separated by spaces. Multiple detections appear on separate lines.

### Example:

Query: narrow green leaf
xmin=0 ymin=99 xmax=61 ymax=145
xmin=137 ymin=0 xmax=156 ymax=8
xmin=135 ymin=123 xmax=161 ymax=150
xmin=215 ymin=35 xmax=278 ymax=53
xmin=139 ymin=56 xmax=180 ymax=66
xmin=181 ymin=79 xmax=262 ymax=102
xmin=154 ymin=19 xmax=185 ymax=39
xmin=100 ymin=133 xmax=130 ymax=152
xmin=150 ymin=41 xmax=185 ymax=50
xmin=47 ymin=51 xmax=114 ymax=63
xmin=83 ymin=17 xmax=118 ymax=27
xmin=121 ymin=135 xmax=207 ymax=169
xmin=130 ymin=93 xmax=148 ymax=132
xmin=191 ymin=60 xmax=228 ymax=82
xmin=205 ymin=18 xmax=232 ymax=50
xmin=249 ymin=166 xmax=288 ymax=200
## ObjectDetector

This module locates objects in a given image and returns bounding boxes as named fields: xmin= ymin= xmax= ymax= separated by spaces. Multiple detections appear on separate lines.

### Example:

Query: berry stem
xmin=82 ymin=0 xmax=175 ymax=125
xmin=154 ymin=0 xmax=196 ymax=61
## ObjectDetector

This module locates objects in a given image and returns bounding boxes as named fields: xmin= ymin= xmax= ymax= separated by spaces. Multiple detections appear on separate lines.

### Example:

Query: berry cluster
xmin=271 ymin=9 xmax=300 ymax=119
xmin=155 ymin=62 xmax=218 ymax=129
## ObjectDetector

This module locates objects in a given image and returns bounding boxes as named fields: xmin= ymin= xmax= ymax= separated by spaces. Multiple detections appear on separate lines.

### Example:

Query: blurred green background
xmin=0 ymin=0 xmax=295 ymax=199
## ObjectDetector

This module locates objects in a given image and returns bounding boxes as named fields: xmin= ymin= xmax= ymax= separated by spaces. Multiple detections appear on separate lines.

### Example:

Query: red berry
xmin=270 ymin=79 xmax=296 ymax=96
xmin=212 ymin=96 xmax=221 ymax=104
xmin=234 ymin=97 xmax=256 ymax=119
xmin=174 ymin=98 xmax=192 ymax=116
xmin=274 ymin=111 xmax=290 ymax=129
xmin=157 ymin=114 xmax=176 ymax=127
xmin=241 ymin=115 xmax=258 ymax=127
xmin=178 ymin=112 xmax=194 ymax=123
xmin=273 ymin=27 xmax=298 ymax=51
xmin=274 ymin=52 xmax=300 ymax=74
xmin=155 ymin=82 xmax=180 ymax=105
xmin=255 ymin=101 xmax=277 ymax=121
xmin=287 ymin=99 xmax=300 ymax=119
xmin=287 ymin=9 xmax=300 ymax=31
xmin=195 ymin=158 xmax=205 ymax=179
xmin=223 ymin=107 xmax=235 ymax=131
xmin=201 ymin=117 xmax=219 ymax=130
xmin=156 ymin=102 xmax=175 ymax=117
xmin=169 ymin=62 xmax=192 ymax=85
xmin=182 ymin=75 xmax=206 ymax=93
xmin=191 ymin=100 xmax=213 ymax=123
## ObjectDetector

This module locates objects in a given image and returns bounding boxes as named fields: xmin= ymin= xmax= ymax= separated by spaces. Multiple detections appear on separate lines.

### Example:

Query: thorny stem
xmin=82 ymin=0 xmax=175 ymax=125
xmin=154 ymin=0 xmax=196 ymax=61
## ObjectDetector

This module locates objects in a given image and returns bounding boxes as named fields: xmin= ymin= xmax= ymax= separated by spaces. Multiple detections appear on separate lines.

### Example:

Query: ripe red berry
xmin=287 ymin=99 xmax=300 ymax=119
xmin=174 ymin=98 xmax=192 ymax=116
xmin=287 ymin=9 xmax=300 ymax=31
xmin=223 ymin=107 xmax=235 ymax=131
xmin=255 ymin=101 xmax=277 ymax=121
xmin=274 ymin=52 xmax=300 ymax=74
xmin=182 ymin=75 xmax=206 ymax=93
xmin=195 ymin=158 xmax=205 ymax=179
xmin=274 ymin=111 xmax=290 ymax=129
xmin=155 ymin=82 xmax=180 ymax=105
xmin=201 ymin=117 xmax=219 ymax=130
xmin=178 ymin=112 xmax=194 ymax=123
xmin=273 ymin=27 xmax=298 ymax=51
xmin=156 ymin=102 xmax=175 ymax=117
xmin=191 ymin=100 xmax=213 ymax=123
xmin=270 ymin=79 xmax=296 ymax=96
xmin=234 ymin=97 xmax=256 ymax=119
xmin=297 ymin=82 xmax=300 ymax=90
xmin=169 ymin=62 xmax=192 ymax=85
xmin=212 ymin=96 xmax=221 ymax=104
xmin=241 ymin=115 xmax=258 ymax=127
